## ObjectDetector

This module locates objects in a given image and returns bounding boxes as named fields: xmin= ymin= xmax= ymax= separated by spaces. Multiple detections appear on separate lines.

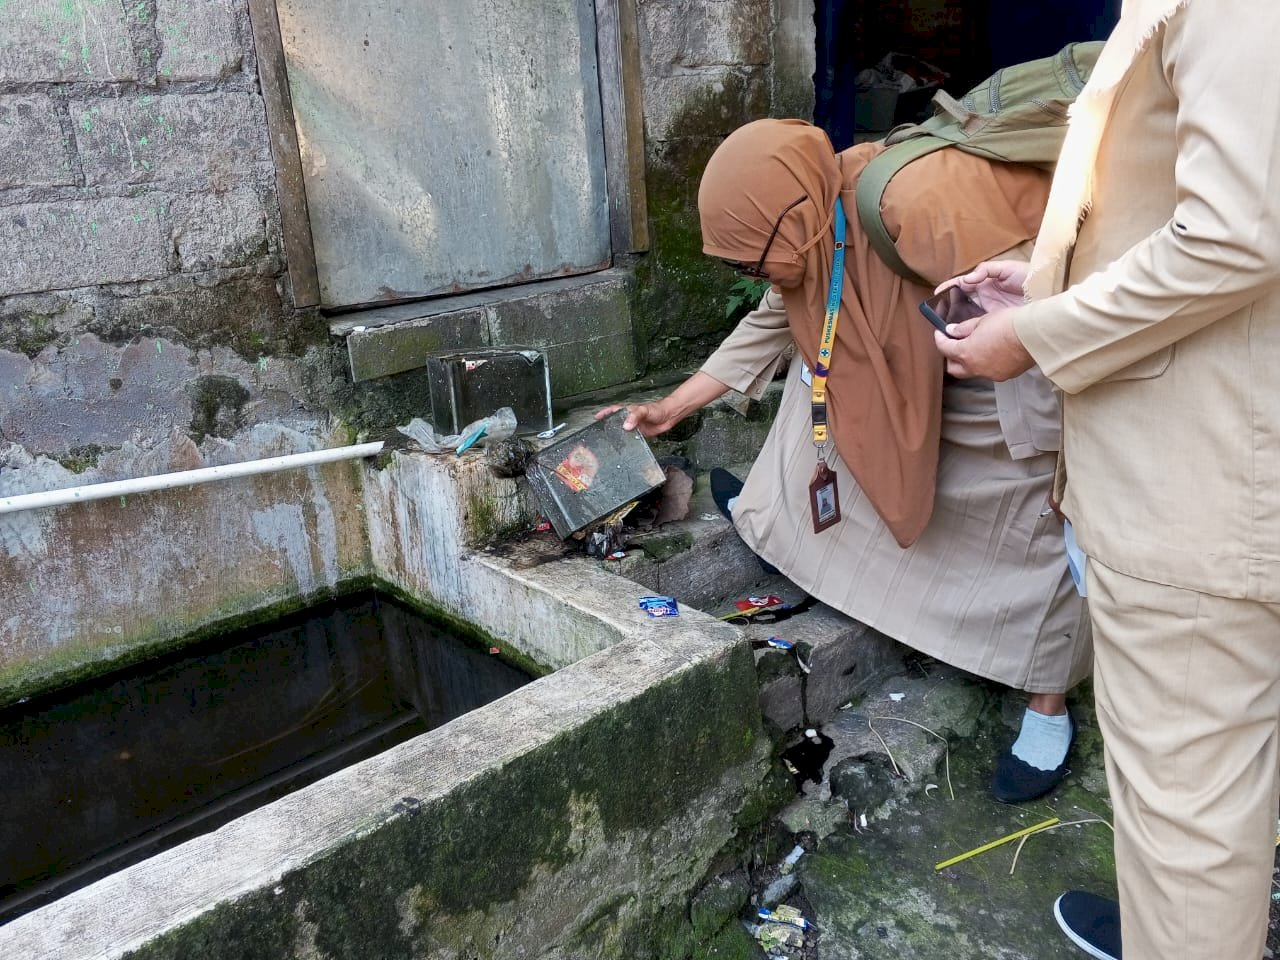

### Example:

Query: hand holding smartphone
xmin=919 ymin=287 xmax=985 ymax=338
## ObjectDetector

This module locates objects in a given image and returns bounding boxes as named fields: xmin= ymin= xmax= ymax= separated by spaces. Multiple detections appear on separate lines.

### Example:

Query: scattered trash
xmin=721 ymin=595 xmax=817 ymax=626
xmin=639 ymin=595 xmax=680 ymax=618
xmin=604 ymin=550 xmax=626 ymax=561
xmin=525 ymin=411 xmax=666 ymax=538
xmin=489 ymin=646 xmax=500 ymax=654
xmin=782 ymin=728 xmax=834 ymax=787
xmin=889 ymin=692 xmax=905 ymax=702
xmin=925 ymin=783 xmax=938 ymax=797
xmin=859 ymin=813 xmax=868 ymax=829
xmin=738 ymin=594 xmax=783 ymax=611
xmin=534 ymin=519 xmax=552 ymax=533
xmin=757 ymin=905 xmax=813 ymax=930
xmin=351 ymin=325 xmax=366 ymax=333
xmin=761 ymin=873 xmax=798 ymax=906
xmin=536 ymin=422 xmax=568 ymax=440
xmin=583 ymin=500 xmax=638 ymax=558
xmin=934 ymin=816 xmax=1060 ymax=871
xmin=765 ymin=637 xmax=794 ymax=651
xmin=456 ymin=407 xmax=519 ymax=455
xmin=780 ymin=844 xmax=805 ymax=874
xmin=699 ymin=512 xmax=721 ymax=522
xmin=839 ymin=702 xmax=853 ymax=710
xmin=750 ymin=920 xmax=804 ymax=952
xmin=397 ymin=407 xmax=517 ymax=455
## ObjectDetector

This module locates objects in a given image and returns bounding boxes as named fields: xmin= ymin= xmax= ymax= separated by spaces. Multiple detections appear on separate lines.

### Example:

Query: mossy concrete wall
xmin=0 ymin=426 xmax=370 ymax=707
xmin=632 ymin=0 xmax=816 ymax=372
xmin=0 ymin=549 xmax=770 ymax=960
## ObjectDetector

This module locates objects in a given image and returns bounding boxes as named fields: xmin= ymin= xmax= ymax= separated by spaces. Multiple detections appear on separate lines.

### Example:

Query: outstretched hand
xmin=593 ymin=400 xmax=682 ymax=437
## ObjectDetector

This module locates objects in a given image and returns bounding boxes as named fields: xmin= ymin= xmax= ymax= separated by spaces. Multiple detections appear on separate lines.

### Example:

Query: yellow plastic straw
xmin=934 ymin=817 xmax=1060 ymax=871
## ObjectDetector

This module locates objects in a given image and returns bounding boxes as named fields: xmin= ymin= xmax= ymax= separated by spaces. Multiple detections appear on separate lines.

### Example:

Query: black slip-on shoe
xmin=707 ymin=468 xmax=781 ymax=576
xmin=1054 ymin=891 xmax=1121 ymax=960
xmin=990 ymin=713 xmax=1075 ymax=804
xmin=709 ymin=468 xmax=744 ymax=521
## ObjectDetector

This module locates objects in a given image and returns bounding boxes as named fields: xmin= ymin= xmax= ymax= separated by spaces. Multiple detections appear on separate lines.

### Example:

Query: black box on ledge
xmin=525 ymin=410 xmax=667 ymax=538
xmin=426 ymin=349 xmax=553 ymax=436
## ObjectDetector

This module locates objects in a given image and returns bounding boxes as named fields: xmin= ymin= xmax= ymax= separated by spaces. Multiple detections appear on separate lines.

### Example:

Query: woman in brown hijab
xmin=597 ymin=119 xmax=1091 ymax=803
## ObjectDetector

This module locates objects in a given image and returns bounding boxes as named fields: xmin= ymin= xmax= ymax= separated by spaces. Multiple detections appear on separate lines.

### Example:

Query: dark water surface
xmin=0 ymin=591 xmax=531 ymax=921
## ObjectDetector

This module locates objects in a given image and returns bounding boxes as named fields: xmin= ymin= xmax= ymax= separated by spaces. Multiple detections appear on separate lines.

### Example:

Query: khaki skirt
xmin=733 ymin=356 xmax=1092 ymax=693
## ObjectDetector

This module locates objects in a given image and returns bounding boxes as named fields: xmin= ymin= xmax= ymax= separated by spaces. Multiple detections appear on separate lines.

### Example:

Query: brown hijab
xmin=698 ymin=119 xmax=1050 ymax=545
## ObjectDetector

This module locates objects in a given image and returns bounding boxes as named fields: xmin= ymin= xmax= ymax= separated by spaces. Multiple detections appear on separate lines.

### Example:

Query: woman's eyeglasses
xmin=722 ymin=194 xmax=809 ymax=280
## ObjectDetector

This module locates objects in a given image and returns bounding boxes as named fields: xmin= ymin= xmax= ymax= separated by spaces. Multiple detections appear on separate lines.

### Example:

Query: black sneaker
xmin=990 ymin=712 xmax=1075 ymax=804
xmin=1054 ymin=891 xmax=1121 ymax=960
xmin=709 ymin=468 xmax=744 ymax=521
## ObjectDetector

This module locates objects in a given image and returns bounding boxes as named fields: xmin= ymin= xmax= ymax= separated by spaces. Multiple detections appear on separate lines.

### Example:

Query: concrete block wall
xmin=0 ymin=1 xmax=347 ymax=699
xmin=0 ymin=1 xmax=321 ymax=461
xmin=631 ymin=0 xmax=815 ymax=371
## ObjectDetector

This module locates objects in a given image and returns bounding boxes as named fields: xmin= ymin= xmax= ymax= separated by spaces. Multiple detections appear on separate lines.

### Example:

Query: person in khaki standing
xmin=935 ymin=1 xmax=1280 ymax=958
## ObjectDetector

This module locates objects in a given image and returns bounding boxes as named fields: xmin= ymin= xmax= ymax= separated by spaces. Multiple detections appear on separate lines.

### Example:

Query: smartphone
xmin=919 ymin=287 xmax=984 ymax=338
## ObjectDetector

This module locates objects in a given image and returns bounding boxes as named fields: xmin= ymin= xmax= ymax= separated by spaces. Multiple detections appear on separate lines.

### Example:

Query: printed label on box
xmin=551 ymin=444 xmax=600 ymax=493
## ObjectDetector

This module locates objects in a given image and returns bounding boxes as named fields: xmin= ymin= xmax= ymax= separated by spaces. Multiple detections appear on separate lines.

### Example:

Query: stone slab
xmin=278 ymin=0 xmax=610 ymax=306
xmin=639 ymin=0 xmax=770 ymax=72
xmin=0 ymin=0 xmax=139 ymax=83
xmin=544 ymin=330 xmax=638 ymax=398
xmin=0 ymin=96 xmax=75 ymax=189
xmin=345 ymin=309 xmax=489 ymax=382
xmin=154 ymin=0 xmax=244 ymax=80
xmin=170 ymin=189 xmax=268 ymax=272
xmin=0 ymin=198 xmax=169 ymax=296
xmin=486 ymin=270 xmax=631 ymax=345
xmin=71 ymin=93 xmax=269 ymax=187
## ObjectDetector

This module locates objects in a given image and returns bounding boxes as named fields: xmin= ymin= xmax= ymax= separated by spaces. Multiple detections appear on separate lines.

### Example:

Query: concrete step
xmin=547 ymin=384 xmax=909 ymax=736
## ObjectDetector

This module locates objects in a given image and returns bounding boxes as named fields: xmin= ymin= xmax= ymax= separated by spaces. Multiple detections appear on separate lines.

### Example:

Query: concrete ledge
xmin=0 ymin=550 xmax=761 ymax=960
xmin=336 ymin=270 xmax=637 ymax=395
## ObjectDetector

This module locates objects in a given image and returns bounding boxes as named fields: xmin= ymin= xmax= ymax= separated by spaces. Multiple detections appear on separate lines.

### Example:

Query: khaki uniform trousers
xmin=1088 ymin=559 xmax=1280 ymax=960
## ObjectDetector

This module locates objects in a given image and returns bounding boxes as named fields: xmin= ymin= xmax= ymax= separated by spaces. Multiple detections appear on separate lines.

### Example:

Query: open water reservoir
xmin=0 ymin=591 xmax=531 ymax=921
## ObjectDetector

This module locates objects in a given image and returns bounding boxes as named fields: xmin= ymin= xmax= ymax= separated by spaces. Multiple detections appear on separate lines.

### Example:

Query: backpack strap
xmin=854 ymin=134 xmax=952 ymax=284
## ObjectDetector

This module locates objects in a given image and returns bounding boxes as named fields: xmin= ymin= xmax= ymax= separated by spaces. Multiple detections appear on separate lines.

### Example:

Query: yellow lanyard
xmin=811 ymin=197 xmax=847 ymax=454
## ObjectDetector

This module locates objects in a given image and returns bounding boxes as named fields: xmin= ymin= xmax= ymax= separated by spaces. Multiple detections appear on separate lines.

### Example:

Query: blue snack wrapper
xmin=639 ymin=596 xmax=680 ymax=618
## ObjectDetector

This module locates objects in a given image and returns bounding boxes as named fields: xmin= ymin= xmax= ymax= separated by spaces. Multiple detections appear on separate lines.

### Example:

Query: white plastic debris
xmin=889 ymin=692 xmax=905 ymax=702
xmin=780 ymin=844 xmax=805 ymax=874
xmin=397 ymin=407 xmax=517 ymax=454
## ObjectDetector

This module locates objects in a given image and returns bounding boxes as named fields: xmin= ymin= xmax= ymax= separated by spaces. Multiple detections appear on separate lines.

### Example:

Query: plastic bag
xmin=397 ymin=407 xmax=518 ymax=455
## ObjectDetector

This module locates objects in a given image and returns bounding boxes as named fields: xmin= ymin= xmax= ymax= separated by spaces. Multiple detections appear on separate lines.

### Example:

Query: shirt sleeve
xmin=1014 ymin=0 xmax=1280 ymax=394
xmin=699 ymin=286 xmax=794 ymax=398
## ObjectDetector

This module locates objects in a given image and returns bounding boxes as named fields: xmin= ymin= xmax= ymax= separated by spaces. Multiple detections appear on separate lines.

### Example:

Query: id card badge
xmin=809 ymin=461 xmax=841 ymax=533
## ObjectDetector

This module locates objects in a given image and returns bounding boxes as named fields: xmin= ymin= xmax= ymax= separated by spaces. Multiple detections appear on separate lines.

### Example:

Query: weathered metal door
xmin=276 ymin=0 xmax=611 ymax=308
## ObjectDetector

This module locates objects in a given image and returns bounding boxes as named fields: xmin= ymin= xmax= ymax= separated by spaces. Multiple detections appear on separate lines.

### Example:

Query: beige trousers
xmin=1088 ymin=560 xmax=1280 ymax=960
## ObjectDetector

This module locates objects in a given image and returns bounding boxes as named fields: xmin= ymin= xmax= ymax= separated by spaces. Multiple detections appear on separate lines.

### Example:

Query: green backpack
xmin=855 ymin=41 xmax=1105 ymax=283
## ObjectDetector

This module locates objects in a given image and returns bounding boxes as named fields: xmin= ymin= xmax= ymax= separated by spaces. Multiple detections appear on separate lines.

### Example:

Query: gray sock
xmin=1010 ymin=707 xmax=1072 ymax=771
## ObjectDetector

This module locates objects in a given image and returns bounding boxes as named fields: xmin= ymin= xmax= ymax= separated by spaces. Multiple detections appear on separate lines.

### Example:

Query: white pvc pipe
xmin=0 ymin=441 xmax=385 ymax=516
